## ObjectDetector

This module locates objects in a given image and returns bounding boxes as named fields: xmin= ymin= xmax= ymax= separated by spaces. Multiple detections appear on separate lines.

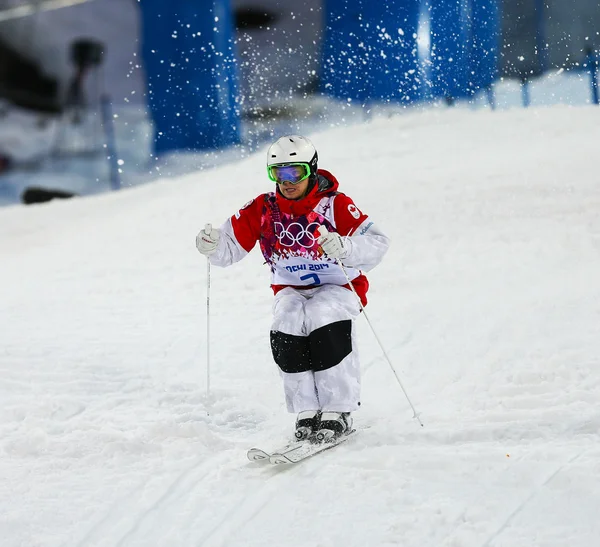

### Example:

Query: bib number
xmin=300 ymin=273 xmax=321 ymax=285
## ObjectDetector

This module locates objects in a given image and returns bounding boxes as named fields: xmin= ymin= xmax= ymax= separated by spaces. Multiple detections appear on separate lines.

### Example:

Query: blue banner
xmin=321 ymin=0 xmax=421 ymax=103
xmin=139 ymin=0 xmax=240 ymax=154
xmin=428 ymin=0 xmax=469 ymax=100
xmin=470 ymin=0 xmax=501 ymax=91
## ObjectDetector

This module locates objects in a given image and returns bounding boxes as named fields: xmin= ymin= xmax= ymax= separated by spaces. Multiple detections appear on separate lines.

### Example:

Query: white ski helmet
xmin=266 ymin=135 xmax=318 ymax=176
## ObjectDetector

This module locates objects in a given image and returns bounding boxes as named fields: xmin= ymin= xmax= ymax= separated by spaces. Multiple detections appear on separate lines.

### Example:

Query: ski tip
xmin=270 ymin=454 xmax=293 ymax=465
xmin=247 ymin=449 xmax=270 ymax=462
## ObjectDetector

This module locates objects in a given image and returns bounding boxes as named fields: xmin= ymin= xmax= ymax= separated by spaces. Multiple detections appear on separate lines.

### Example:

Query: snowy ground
xmin=1 ymin=101 xmax=600 ymax=546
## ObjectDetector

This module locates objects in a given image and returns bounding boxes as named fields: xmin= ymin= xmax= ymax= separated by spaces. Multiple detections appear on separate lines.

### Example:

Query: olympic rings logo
xmin=274 ymin=221 xmax=321 ymax=248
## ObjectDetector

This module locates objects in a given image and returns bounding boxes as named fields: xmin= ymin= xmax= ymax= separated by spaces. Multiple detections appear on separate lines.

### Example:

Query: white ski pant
xmin=270 ymin=284 xmax=361 ymax=414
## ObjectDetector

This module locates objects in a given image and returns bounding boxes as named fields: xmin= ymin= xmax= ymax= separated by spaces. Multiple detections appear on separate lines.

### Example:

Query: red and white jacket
xmin=209 ymin=169 xmax=389 ymax=305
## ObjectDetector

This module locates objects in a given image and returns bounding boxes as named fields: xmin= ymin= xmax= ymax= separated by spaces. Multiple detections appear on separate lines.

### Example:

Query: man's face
xmin=278 ymin=178 xmax=310 ymax=200
xmin=268 ymin=163 xmax=312 ymax=200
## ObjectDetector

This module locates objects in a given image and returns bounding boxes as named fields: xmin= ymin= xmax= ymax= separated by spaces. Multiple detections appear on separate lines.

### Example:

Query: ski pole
xmin=205 ymin=223 xmax=212 ymax=400
xmin=318 ymin=226 xmax=423 ymax=427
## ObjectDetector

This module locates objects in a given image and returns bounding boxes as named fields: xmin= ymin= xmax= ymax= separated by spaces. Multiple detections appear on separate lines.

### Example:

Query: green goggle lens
xmin=267 ymin=163 xmax=311 ymax=185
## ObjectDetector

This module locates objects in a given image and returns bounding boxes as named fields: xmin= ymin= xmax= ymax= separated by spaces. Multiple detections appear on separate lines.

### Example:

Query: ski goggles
xmin=267 ymin=163 xmax=311 ymax=185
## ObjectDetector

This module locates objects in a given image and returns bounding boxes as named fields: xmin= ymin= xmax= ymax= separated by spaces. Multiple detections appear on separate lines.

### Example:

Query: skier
xmin=196 ymin=135 xmax=389 ymax=441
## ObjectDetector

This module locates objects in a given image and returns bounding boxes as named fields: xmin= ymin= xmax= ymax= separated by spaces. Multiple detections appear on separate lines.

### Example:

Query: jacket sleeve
xmin=209 ymin=196 xmax=263 ymax=267
xmin=332 ymin=194 xmax=390 ymax=272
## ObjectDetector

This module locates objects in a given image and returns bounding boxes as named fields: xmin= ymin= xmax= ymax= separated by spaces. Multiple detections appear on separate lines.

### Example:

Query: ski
xmin=270 ymin=429 xmax=356 ymax=464
xmin=247 ymin=430 xmax=356 ymax=465
xmin=247 ymin=438 xmax=310 ymax=463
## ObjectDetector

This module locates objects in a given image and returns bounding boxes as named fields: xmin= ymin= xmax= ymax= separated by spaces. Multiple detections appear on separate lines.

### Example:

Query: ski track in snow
xmin=76 ymin=443 xmax=318 ymax=546
xmin=1 ymin=106 xmax=600 ymax=546
xmin=478 ymin=450 xmax=586 ymax=547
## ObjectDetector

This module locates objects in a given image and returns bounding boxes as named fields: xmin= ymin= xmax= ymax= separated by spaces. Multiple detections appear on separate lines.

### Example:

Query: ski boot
xmin=316 ymin=412 xmax=352 ymax=442
xmin=295 ymin=410 xmax=321 ymax=441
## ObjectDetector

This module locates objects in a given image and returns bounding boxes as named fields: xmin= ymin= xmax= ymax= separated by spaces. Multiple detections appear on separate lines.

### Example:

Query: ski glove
xmin=196 ymin=224 xmax=220 ymax=256
xmin=317 ymin=226 xmax=350 ymax=260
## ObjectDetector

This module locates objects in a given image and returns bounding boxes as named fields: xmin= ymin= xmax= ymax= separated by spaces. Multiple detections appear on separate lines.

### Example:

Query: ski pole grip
xmin=205 ymin=223 xmax=212 ymax=235
xmin=318 ymin=225 xmax=328 ymax=237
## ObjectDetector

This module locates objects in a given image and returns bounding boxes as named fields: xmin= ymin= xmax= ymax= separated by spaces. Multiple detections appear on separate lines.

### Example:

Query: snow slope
xmin=1 ymin=105 xmax=600 ymax=546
